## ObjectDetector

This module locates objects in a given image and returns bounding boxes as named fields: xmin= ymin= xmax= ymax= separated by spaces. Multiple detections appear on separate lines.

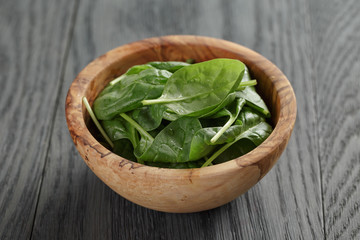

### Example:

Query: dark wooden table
xmin=1 ymin=0 xmax=359 ymax=239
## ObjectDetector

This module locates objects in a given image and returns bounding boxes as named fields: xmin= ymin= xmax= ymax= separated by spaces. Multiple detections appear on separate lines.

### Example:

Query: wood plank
xmin=32 ymin=0 xmax=322 ymax=239
xmin=219 ymin=0 xmax=323 ymax=238
xmin=0 ymin=0 xmax=76 ymax=239
xmin=309 ymin=0 xmax=360 ymax=239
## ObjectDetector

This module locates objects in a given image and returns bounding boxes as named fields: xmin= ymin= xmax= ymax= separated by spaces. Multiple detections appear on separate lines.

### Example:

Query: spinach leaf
xmin=202 ymin=121 xmax=273 ymax=167
xmin=125 ymin=64 xmax=154 ymax=75
xmin=131 ymin=104 xmax=166 ymax=131
xmin=94 ymin=68 xmax=172 ymax=120
xmin=117 ymin=113 xmax=154 ymax=159
xmin=109 ymin=64 xmax=154 ymax=85
xmin=134 ymin=134 xmax=153 ymax=159
xmin=189 ymin=125 xmax=243 ymax=161
xmin=236 ymin=66 xmax=270 ymax=117
xmin=113 ymin=139 xmax=137 ymax=162
xmin=191 ymin=107 xmax=268 ymax=163
xmin=162 ymin=109 xmax=181 ymax=121
xmin=199 ymin=92 xmax=237 ymax=118
xmin=142 ymin=59 xmax=245 ymax=117
xmin=138 ymin=117 xmax=202 ymax=163
xmin=212 ymin=139 xmax=256 ymax=164
xmin=101 ymin=117 xmax=139 ymax=148
xmin=208 ymin=97 xmax=246 ymax=143
xmin=148 ymin=61 xmax=190 ymax=73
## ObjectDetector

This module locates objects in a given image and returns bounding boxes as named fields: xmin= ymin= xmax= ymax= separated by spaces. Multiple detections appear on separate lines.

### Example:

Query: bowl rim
xmin=65 ymin=35 xmax=297 ymax=179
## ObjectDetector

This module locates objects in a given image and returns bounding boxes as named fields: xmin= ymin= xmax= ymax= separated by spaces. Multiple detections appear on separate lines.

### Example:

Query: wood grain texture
xmin=309 ymin=0 xmax=360 ymax=239
xmin=32 ymin=0 xmax=320 ymax=239
xmin=0 ymin=0 xmax=77 ymax=239
xmin=4 ymin=0 xmax=359 ymax=239
xmin=225 ymin=0 xmax=324 ymax=238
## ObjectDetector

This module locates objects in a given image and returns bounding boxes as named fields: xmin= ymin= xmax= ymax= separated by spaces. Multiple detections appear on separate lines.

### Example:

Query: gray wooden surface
xmin=0 ymin=0 xmax=359 ymax=239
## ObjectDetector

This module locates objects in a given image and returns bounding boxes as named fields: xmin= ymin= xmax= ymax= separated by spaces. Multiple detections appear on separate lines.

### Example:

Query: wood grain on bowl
xmin=65 ymin=35 xmax=296 ymax=213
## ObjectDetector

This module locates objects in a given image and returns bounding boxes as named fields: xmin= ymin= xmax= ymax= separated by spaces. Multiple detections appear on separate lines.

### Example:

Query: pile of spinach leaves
xmin=85 ymin=58 xmax=272 ymax=168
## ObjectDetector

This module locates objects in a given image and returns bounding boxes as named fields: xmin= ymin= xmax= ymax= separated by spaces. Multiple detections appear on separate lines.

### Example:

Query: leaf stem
xmin=119 ymin=113 xmax=154 ymax=141
xmin=201 ymin=141 xmax=236 ymax=167
xmin=237 ymin=80 xmax=257 ymax=90
xmin=142 ymin=92 xmax=210 ymax=106
xmin=240 ymin=79 xmax=257 ymax=87
xmin=109 ymin=75 xmax=125 ymax=85
xmin=141 ymin=98 xmax=182 ymax=105
xmin=210 ymin=117 xmax=236 ymax=143
xmin=82 ymin=97 xmax=114 ymax=148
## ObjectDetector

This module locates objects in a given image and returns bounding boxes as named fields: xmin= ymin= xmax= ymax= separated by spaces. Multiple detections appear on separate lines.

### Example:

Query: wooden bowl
xmin=65 ymin=35 xmax=296 ymax=213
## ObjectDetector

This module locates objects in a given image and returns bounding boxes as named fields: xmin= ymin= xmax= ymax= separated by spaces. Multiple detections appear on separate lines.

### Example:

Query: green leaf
xmin=148 ymin=61 xmax=190 ymax=73
xmin=202 ymin=121 xmax=273 ymax=167
xmin=190 ymin=107 xmax=268 ymax=162
xmin=113 ymin=139 xmax=137 ymax=162
xmin=125 ymin=64 xmax=154 ymax=75
xmin=94 ymin=68 xmax=172 ymax=120
xmin=162 ymin=109 xmax=181 ymax=121
xmin=236 ymin=66 xmax=270 ymax=117
xmin=209 ymin=97 xmax=246 ymax=143
xmin=189 ymin=125 xmax=243 ymax=161
xmin=139 ymin=117 xmax=202 ymax=163
xmin=131 ymin=104 xmax=166 ymax=131
xmin=134 ymin=134 xmax=153 ymax=159
xmin=142 ymin=59 xmax=245 ymax=117
xmin=101 ymin=117 xmax=139 ymax=148
xmin=199 ymin=92 xmax=237 ymax=118
xmin=212 ymin=139 xmax=256 ymax=164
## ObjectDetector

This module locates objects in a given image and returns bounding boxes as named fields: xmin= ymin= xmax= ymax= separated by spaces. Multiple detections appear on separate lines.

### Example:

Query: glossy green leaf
xmin=209 ymin=97 xmax=246 ymax=143
xmin=101 ymin=117 xmax=138 ymax=148
xmin=139 ymin=117 xmax=202 ymax=163
xmin=199 ymin=92 xmax=237 ymax=118
xmin=131 ymin=104 xmax=166 ymax=131
xmin=189 ymin=125 xmax=243 ymax=161
xmin=162 ymin=109 xmax=181 ymax=121
xmin=94 ymin=68 xmax=172 ymax=120
xmin=212 ymin=138 xmax=256 ymax=164
xmin=190 ymin=107 xmax=267 ymax=162
xmin=142 ymin=59 xmax=245 ymax=117
xmin=236 ymin=66 xmax=270 ymax=117
xmin=202 ymin=121 xmax=273 ymax=167
xmin=148 ymin=61 xmax=190 ymax=73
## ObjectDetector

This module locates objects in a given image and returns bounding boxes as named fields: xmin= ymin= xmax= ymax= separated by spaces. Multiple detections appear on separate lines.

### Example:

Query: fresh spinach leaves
xmin=87 ymin=59 xmax=273 ymax=168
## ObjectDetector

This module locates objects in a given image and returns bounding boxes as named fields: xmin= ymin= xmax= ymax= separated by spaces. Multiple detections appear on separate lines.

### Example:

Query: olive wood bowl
xmin=65 ymin=35 xmax=296 ymax=213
